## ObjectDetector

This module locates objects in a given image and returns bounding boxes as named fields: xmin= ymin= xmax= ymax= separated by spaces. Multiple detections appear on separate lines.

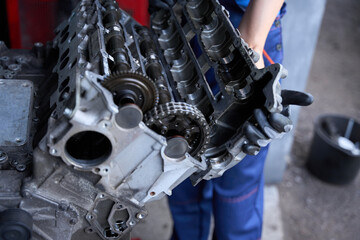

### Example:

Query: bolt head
xmin=63 ymin=108 xmax=73 ymax=117
xmin=50 ymin=148 xmax=58 ymax=155
xmin=136 ymin=213 xmax=146 ymax=220
xmin=16 ymin=164 xmax=26 ymax=172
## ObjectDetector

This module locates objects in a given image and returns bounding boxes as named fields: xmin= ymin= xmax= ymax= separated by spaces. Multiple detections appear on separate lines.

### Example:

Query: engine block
xmin=0 ymin=0 xmax=287 ymax=239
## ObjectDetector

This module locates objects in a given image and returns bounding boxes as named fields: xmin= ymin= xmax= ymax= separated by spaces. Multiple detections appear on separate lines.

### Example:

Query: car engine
xmin=0 ymin=0 xmax=307 ymax=239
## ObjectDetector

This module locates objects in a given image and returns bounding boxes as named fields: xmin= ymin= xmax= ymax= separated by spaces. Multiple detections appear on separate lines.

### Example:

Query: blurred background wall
xmin=1 ymin=0 xmax=149 ymax=49
xmin=265 ymin=0 xmax=327 ymax=183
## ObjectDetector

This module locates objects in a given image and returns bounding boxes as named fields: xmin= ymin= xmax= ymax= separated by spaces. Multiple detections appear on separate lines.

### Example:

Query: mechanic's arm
xmin=238 ymin=0 xmax=284 ymax=68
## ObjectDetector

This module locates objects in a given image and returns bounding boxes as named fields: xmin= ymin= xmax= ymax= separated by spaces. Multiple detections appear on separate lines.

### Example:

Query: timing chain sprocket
xmin=102 ymin=71 xmax=159 ymax=112
xmin=144 ymin=102 xmax=210 ymax=158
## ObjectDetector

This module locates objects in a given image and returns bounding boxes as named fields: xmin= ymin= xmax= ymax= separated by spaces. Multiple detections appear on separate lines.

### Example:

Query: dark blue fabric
xmin=169 ymin=147 xmax=268 ymax=240
xmin=234 ymin=0 xmax=250 ymax=9
xmin=169 ymin=2 xmax=286 ymax=240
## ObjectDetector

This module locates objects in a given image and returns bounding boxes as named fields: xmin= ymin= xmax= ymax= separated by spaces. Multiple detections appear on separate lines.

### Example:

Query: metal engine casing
xmin=0 ymin=0 xmax=287 ymax=239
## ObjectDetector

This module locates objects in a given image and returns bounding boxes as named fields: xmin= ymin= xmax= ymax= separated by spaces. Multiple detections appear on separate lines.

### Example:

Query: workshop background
xmin=1 ymin=0 xmax=359 ymax=239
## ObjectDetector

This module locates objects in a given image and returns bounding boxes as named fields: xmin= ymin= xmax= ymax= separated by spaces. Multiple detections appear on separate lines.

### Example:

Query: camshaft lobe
xmin=186 ymin=0 xmax=214 ymax=27
xmin=151 ymin=11 xmax=207 ymax=111
xmin=186 ymin=0 xmax=251 ymax=90
xmin=102 ymin=0 xmax=130 ymax=72
xmin=137 ymin=27 xmax=171 ymax=104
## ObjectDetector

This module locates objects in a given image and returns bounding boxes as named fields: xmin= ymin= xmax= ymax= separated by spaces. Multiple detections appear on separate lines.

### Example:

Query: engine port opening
xmin=65 ymin=131 xmax=112 ymax=167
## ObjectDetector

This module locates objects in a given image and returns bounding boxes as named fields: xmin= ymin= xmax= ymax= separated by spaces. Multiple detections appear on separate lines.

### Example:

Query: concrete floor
xmin=279 ymin=0 xmax=360 ymax=239
xmin=132 ymin=186 xmax=285 ymax=240
xmin=133 ymin=0 xmax=360 ymax=239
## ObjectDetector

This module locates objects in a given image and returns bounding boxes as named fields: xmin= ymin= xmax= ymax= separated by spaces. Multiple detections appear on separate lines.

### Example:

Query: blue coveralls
xmin=168 ymin=1 xmax=286 ymax=240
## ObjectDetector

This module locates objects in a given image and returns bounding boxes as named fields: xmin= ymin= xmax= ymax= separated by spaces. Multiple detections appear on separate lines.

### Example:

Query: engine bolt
xmin=50 ymin=148 xmax=58 ymax=155
xmin=63 ymin=108 xmax=73 ymax=117
xmin=16 ymin=164 xmax=26 ymax=172
xmin=136 ymin=213 xmax=146 ymax=220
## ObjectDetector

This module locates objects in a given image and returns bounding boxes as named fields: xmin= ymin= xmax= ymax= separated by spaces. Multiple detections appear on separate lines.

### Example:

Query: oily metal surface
xmin=0 ymin=79 xmax=33 ymax=147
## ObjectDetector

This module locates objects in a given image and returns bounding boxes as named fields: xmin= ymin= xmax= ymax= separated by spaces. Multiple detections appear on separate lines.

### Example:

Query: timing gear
xmin=0 ymin=0 xmax=313 ymax=239
xmin=144 ymin=102 xmax=210 ymax=158
xmin=102 ymin=71 xmax=159 ymax=112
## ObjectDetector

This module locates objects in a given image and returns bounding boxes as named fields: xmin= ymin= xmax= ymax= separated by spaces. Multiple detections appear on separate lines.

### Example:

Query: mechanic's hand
xmin=242 ymin=90 xmax=314 ymax=155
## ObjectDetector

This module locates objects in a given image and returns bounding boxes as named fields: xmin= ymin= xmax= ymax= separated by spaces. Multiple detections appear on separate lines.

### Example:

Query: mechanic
xmin=168 ymin=0 xmax=286 ymax=239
